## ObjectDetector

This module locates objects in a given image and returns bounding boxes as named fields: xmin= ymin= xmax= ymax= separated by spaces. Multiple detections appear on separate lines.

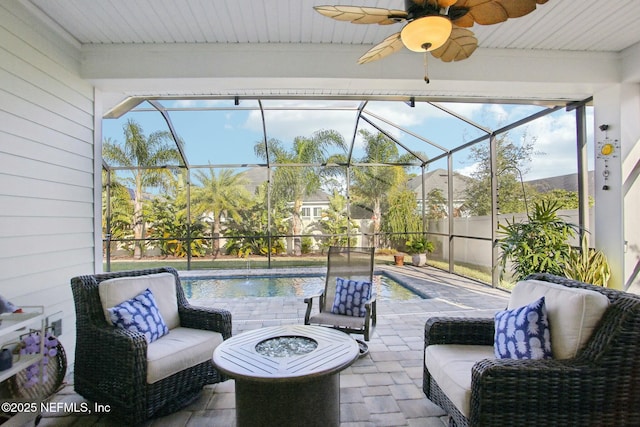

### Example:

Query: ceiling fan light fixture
xmin=400 ymin=15 xmax=452 ymax=52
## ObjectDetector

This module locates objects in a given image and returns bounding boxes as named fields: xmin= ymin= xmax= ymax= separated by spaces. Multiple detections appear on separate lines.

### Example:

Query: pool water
xmin=181 ymin=274 xmax=422 ymax=300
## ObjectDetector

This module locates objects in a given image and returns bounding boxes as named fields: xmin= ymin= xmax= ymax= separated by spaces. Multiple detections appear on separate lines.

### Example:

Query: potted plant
xmin=405 ymin=237 xmax=434 ymax=267
xmin=497 ymin=200 xmax=578 ymax=282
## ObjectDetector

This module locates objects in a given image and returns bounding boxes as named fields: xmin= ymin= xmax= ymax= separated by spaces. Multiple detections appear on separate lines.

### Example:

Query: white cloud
xmin=245 ymin=108 xmax=358 ymax=142
xmin=456 ymin=162 xmax=480 ymax=177
xmin=517 ymin=113 xmax=583 ymax=180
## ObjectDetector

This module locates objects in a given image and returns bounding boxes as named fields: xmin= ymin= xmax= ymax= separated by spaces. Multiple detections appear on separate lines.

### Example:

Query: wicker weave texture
xmin=70 ymin=266 xmax=232 ymax=424
xmin=423 ymin=274 xmax=640 ymax=427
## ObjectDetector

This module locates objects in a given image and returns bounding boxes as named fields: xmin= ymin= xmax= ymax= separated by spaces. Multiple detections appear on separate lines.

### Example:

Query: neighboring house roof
xmin=525 ymin=171 xmax=595 ymax=197
xmin=242 ymin=167 xmax=331 ymax=204
xmin=241 ymin=167 xmax=269 ymax=195
xmin=407 ymin=168 xmax=472 ymax=201
xmin=304 ymin=191 xmax=330 ymax=203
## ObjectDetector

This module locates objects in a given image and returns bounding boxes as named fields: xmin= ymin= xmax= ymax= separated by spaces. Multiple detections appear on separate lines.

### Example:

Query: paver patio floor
xmin=38 ymin=266 xmax=509 ymax=426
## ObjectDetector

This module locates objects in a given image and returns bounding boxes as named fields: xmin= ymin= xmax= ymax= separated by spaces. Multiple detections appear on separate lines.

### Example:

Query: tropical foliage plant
xmin=405 ymin=236 xmax=434 ymax=255
xmin=146 ymin=196 xmax=207 ymax=257
xmin=313 ymin=190 xmax=359 ymax=249
xmin=497 ymin=200 xmax=578 ymax=281
xmin=223 ymin=183 xmax=287 ymax=257
xmin=563 ymin=234 xmax=611 ymax=286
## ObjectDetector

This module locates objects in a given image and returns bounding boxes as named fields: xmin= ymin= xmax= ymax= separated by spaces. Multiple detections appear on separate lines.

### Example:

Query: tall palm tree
xmin=102 ymin=119 xmax=181 ymax=258
xmin=101 ymin=169 xmax=134 ymax=253
xmin=351 ymin=129 xmax=421 ymax=248
xmin=191 ymin=168 xmax=252 ymax=257
xmin=255 ymin=129 xmax=346 ymax=255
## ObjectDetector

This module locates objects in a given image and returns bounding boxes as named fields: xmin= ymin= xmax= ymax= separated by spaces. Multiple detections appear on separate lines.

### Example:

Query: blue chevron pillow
xmin=107 ymin=288 xmax=169 ymax=343
xmin=331 ymin=277 xmax=372 ymax=317
xmin=494 ymin=296 xmax=553 ymax=360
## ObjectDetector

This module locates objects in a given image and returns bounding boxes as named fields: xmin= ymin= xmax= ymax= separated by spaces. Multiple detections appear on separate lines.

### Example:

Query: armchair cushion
xmin=107 ymin=288 xmax=169 ymax=344
xmin=146 ymin=327 xmax=223 ymax=384
xmin=425 ymin=344 xmax=495 ymax=418
xmin=99 ymin=272 xmax=180 ymax=329
xmin=494 ymin=296 xmax=552 ymax=360
xmin=331 ymin=277 xmax=372 ymax=317
xmin=510 ymin=280 xmax=609 ymax=359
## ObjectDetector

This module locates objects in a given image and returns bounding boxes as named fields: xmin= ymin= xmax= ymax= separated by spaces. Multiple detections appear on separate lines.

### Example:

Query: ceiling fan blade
xmin=313 ymin=5 xmax=407 ymax=25
xmin=411 ymin=0 xmax=457 ymax=6
xmin=430 ymin=27 xmax=478 ymax=62
xmin=358 ymin=32 xmax=404 ymax=64
xmin=451 ymin=0 xmax=548 ymax=27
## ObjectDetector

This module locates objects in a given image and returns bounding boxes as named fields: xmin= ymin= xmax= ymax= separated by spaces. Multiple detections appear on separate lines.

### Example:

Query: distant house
xmin=241 ymin=166 xmax=332 ymax=225
xmin=407 ymin=168 xmax=473 ymax=217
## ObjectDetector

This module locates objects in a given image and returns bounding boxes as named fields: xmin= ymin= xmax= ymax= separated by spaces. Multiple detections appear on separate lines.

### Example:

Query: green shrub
xmin=498 ymin=200 xmax=578 ymax=281
xmin=564 ymin=234 xmax=611 ymax=286
xmin=405 ymin=237 xmax=434 ymax=255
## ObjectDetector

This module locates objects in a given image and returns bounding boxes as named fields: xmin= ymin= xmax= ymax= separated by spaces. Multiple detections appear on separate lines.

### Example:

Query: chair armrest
xmin=469 ymin=358 xmax=602 ymax=426
xmin=304 ymin=290 xmax=324 ymax=324
xmin=303 ymin=290 xmax=324 ymax=304
xmin=74 ymin=323 xmax=148 ymax=393
xmin=424 ymin=317 xmax=495 ymax=347
xmin=364 ymin=293 xmax=377 ymax=306
xmin=365 ymin=293 xmax=377 ymax=331
xmin=179 ymin=305 xmax=233 ymax=340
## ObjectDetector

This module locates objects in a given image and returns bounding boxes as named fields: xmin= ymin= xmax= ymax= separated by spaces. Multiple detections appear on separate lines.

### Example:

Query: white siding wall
xmin=0 ymin=2 xmax=96 ymax=364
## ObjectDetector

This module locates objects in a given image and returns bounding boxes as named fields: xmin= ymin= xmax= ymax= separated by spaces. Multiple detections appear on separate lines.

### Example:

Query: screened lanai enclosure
xmin=102 ymin=97 xmax=594 ymax=288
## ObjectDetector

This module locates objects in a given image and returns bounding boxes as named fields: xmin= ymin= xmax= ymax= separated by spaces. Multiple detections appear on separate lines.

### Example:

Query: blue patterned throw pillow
xmin=331 ymin=277 xmax=372 ymax=317
xmin=494 ymin=296 xmax=552 ymax=360
xmin=107 ymin=288 xmax=169 ymax=343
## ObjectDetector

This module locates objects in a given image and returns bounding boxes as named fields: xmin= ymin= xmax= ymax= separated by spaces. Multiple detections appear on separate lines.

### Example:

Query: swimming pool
xmin=181 ymin=273 xmax=423 ymax=300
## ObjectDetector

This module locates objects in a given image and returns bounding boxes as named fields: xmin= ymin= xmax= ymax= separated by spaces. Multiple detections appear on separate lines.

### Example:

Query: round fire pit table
xmin=212 ymin=324 xmax=360 ymax=427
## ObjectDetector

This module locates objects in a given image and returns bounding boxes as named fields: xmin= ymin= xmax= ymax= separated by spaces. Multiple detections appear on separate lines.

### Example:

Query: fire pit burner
xmin=255 ymin=336 xmax=318 ymax=357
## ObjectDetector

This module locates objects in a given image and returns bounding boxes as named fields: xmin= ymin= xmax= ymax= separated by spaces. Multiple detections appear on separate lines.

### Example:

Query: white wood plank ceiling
xmin=28 ymin=0 xmax=640 ymax=53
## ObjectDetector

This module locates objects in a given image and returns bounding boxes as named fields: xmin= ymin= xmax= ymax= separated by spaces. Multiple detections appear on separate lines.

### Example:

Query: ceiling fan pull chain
xmin=424 ymin=52 xmax=430 ymax=84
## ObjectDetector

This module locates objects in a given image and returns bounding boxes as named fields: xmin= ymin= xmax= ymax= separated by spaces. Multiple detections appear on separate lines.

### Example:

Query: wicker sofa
xmin=70 ymin=267 xmax=232 ymax=424
xmin=423 ymin=273 xmax=640 ymax=427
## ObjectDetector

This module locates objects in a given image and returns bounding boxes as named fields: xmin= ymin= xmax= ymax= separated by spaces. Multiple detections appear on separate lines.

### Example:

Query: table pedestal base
xmin=235 ymin=374 xmax=339 ymax=427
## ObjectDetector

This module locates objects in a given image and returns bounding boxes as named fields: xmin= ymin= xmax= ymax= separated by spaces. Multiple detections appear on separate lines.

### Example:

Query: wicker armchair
xmin=423 ymin=273 xmax=640 ymax=427
xmin=70 ymin=267 xmax=232 ymax=424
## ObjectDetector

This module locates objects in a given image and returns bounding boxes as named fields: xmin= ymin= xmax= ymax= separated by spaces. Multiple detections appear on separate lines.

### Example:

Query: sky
xmin=102 ymin=99 xmax=595 ymax=182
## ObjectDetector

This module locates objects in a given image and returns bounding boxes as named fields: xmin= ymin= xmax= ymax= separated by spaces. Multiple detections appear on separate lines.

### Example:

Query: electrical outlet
xmin=52 ymin=319 xmax=62 ymax=336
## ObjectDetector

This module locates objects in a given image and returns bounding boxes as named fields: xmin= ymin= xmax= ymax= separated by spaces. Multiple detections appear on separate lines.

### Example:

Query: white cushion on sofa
xmin=425 ymin=344 xmax=495 ymax=418
xmin=99 ymin=272 xmax=180 ymax=330
xmin=146 ymin=327 xmax=223 ymax=384
xmin=509 ymin=279 xmax=609 ymax=359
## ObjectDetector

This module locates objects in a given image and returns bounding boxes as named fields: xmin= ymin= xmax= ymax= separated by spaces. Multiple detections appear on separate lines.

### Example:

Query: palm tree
xmin=191 ymin=168 xmax=252 ymax=256
xmin=351 ymin=129 xmax=421 ymax=248
xmin=102 ymin=169 xmax=134 ymax=254
xmin=255 ymin=129 xmax=346 ymax=255
xmin=102 ymin=119 xmax=181 ymax=258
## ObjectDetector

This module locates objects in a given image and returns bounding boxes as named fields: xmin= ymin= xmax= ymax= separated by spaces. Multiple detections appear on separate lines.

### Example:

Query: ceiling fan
xmin=314 ymin=0 xmax=549 ymax=65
